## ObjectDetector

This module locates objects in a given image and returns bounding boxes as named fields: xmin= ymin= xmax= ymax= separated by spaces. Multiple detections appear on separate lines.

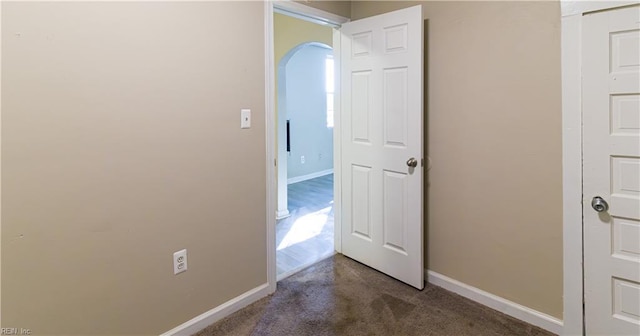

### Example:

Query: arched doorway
xmin=276 ymin=42 xmax=335 ymax=278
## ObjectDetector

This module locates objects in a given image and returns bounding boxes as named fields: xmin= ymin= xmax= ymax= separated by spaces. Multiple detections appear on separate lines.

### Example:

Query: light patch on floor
xmin=277 ymin=205 xmax=332 ymax=250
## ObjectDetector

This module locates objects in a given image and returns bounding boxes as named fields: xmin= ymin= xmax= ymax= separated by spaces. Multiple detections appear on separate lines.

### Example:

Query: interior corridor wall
xmin=283 ymin=45 xmax=334 ymax=180
xmin=274 ymin=13 xmax=333 ymax=215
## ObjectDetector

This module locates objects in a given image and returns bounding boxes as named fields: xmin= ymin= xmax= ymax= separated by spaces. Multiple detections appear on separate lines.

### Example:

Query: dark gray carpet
xmin=195 ymin=255 xmax=556 ymax=336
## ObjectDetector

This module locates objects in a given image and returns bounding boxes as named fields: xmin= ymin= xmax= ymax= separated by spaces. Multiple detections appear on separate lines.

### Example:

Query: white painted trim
xmin=561 ymin=1 xmax=639 ymax=17
xmin=276 ymin=209 xmax=290 ymax=219
xmin=0 ymin=1 xmax=3 ymax=327
xmin=287 ymin=169 xmax=333 ymax=184
xmin=332 ymin=29 xmax=342 ymax=254
xmin=560 ymin=3 xmax=637 ymax=335
xmin=160 ymin=283 xmax=270 ymax=336
xmin=427 ymin=270 xmax=564 ymax=335
xmin=561 ymin=13 xmax=584 ymax=336
xmin=273 ymin=0 xmax=349 ymax=28
xmin=265 ymin=0 xmax=278 ymax=295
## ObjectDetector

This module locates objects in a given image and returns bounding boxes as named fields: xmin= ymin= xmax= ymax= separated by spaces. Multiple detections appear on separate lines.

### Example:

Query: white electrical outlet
xmin=301 ymin=156 xmax=305 ymax=164
xmin=173 ymin=249 xmax=188 ymax=275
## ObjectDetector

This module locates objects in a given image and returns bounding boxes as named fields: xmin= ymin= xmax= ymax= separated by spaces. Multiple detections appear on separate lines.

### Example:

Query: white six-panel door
xmin=583 ymin=5 xmax=640 ymax=335
xmin=340 ymin=5 xmax=423 ymax=289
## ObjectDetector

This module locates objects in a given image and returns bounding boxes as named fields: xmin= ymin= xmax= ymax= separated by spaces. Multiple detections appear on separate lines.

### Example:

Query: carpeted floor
xmin=195 ymin=255 xmax=556 ymax=336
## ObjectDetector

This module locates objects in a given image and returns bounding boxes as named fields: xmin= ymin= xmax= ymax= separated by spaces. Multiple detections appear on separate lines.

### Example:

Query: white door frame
xmin=264 ymin=0 xmax=349 ymax=292
xmin=561 ymin=1 xmax=638 ymax=335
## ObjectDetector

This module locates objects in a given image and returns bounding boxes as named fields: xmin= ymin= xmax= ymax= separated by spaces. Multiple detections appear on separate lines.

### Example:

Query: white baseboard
xmin=426 ymin=270 xmax=563 ymax=335
xmin=287 ymin=169 xmax=333 ymax=184
xmin=160 ymin=283 xmax=270 ymax=336
xmin=275 ymin=209 xmax=290 ymax=219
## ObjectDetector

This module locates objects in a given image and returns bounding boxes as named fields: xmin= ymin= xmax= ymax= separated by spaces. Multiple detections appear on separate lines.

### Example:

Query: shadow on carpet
xmin=194 ymin=255 xmax=556 ymax=336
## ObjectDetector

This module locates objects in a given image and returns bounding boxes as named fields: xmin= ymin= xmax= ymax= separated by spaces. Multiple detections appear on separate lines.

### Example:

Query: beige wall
xmin=274 ymin=12 xmax=332 ymax=111
xmin=1 ymin=1 xmax=564 ymax=333
xmin=275 ymin=12 xmax=333 ymax=65
xmin=2 ymin=2 xmax=267 ymax=334
xmin=351 ymin=1 xmax=563 ymax=319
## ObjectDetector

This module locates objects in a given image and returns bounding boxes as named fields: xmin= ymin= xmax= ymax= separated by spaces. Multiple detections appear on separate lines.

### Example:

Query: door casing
xmin=264 ymin=0 xmax=349 ymax=293
xmin=561 ymin=1 xmax=639 ymax=335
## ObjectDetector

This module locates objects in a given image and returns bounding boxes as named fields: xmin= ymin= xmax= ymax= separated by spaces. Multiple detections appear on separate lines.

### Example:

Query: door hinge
xmin=274 ymin=159 xmax=277 ymax=167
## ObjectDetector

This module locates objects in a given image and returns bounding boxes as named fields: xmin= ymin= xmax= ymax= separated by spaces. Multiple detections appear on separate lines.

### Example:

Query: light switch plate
xmin=241 ymin=109 xmax=251 ymax=129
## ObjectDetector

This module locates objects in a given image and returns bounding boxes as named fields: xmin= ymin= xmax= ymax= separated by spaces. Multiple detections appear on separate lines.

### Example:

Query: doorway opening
xmin=274 ymin=12 xmax=336 ymax=279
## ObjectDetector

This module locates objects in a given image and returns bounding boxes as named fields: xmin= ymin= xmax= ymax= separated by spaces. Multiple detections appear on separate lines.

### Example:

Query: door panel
xmin=383 ymin=170 xmax=408 ymax=254
xmin=583 ymin=5 xmax=640 ymax=335
xmin=611 ymin=95 xmax=639 ymax=135
xmin=340 ymin=5 xmax=423 ymax=289
xmin=383 ymin=68 xmax=408 ymax=148
xmin=612 ymin=217 xmax=640 ymax=260
xmin=351 ymin=72 xmax=372 ymax=143
xmin=351 ymin=164 xmax=372 ymax=240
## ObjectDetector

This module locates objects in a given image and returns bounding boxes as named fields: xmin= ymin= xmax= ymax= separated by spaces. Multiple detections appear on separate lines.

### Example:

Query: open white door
xmin=583 ymin=5 xmax=640 ymax=335
xmin=340 ymin=5 xmax=424 ymax=289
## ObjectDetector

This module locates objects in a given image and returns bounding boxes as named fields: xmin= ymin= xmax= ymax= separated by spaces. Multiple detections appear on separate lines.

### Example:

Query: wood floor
xmin=276 ymin=173 xmax=334 ymax=278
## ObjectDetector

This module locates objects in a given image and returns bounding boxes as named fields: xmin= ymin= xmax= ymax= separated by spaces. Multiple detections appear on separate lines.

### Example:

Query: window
xmin=325 ymin=55 xmax=334 ymax=128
